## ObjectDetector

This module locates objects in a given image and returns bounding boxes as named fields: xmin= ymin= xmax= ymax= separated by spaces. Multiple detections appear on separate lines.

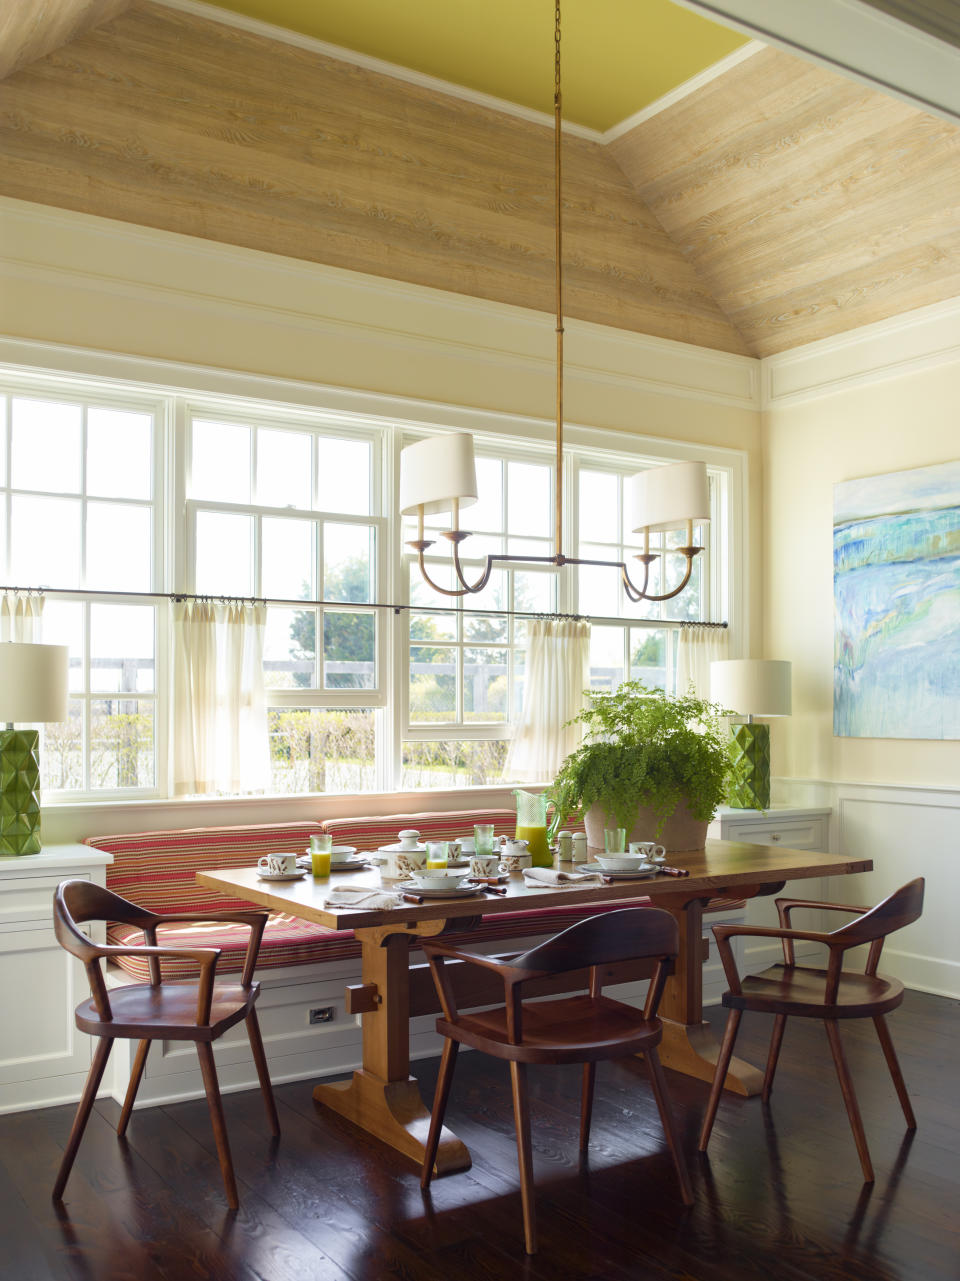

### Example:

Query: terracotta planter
xmin=584 ymin=799 xmax=710 ymax=854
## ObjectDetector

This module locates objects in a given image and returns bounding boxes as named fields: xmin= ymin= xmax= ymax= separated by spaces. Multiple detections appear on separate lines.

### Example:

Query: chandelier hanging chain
xmin=554 ymin=0 xmax=564 ymax=563
xmin=401 ymin=0 xmax=706 ymax=603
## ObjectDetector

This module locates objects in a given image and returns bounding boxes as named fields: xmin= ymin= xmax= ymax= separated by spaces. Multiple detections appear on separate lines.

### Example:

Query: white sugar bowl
xmin=378 ymin=830 xmax=427 ymax=879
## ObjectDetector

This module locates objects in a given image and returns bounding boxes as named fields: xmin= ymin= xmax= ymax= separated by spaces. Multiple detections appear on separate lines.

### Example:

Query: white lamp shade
xmin=0 ymin=643 xmax=69 ymax=722
xmin=629 ymin=460 xmax=710 ymax=534
xmin=710 ymin=659 xmax=792 ymax=717
xmin=399 ymin=433 xmax=479 ymax=517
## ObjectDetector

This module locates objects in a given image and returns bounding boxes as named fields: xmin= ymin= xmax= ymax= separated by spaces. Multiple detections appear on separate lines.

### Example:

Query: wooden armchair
xmin=420 ymin=907 xmax=693 ymax=1255
xmin=52 ymin=880 xmax=280 ymax=1209
xmin=698 ymin=878 xmax=924 ymax=1182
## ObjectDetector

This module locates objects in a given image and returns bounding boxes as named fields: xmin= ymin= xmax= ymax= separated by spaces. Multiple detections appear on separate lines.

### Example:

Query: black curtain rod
xmin=0 ymin=585 xmax=726 ymax=628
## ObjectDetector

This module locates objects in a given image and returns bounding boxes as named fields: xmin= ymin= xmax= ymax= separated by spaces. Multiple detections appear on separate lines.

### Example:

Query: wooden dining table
xmin=198 ymin=838 xmax=872 ymax=1175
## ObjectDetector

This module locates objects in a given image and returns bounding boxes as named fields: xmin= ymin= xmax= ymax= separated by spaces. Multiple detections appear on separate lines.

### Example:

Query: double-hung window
xmin=185 ymin=411 xmax=386 ymax=795
xmin=0 ymin=387 xmax=162 ymax=796
xmin=400 ymin=443 xmax=558 ymax=789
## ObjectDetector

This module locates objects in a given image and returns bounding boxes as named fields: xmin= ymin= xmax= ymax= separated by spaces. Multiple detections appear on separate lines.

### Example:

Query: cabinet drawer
xmin=723 ymin=819 xmax=827 ymax=851
xmin=0 ymin=874 xmax=89 ymax=928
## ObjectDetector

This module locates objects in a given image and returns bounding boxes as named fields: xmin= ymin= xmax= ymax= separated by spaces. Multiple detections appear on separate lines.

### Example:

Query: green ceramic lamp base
xmin=0 ymin=728 xmax=42 ymax=855
xmin=726 ymin=722 xmax=771 ymax=810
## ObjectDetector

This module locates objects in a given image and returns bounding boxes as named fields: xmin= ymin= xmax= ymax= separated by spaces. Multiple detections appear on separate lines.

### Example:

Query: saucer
xmin=582 ymin=862 xmax=656 ymax=879
xmin=257 ymin=870 xmax=307 ymax=882
xmin=398 ymin=880 xmax=480 ymax=899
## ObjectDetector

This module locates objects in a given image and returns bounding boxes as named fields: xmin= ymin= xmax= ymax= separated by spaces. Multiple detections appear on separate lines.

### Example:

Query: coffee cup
xmin=629 ymin=841 xmax=666 ymax=863
xmin=470 ymin=853 xmax=501 ymax=879
xmin=258 ymin=852 xmax=298 ymax=876
xmin=447 ymin=840 xmax=462 ymax=861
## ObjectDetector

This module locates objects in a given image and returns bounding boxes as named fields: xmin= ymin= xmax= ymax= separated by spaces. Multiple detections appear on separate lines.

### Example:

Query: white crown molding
xmin=673 ymin=0 xmax=960 ymax=125
xmin=0 ymin=197 xmax=760 ymax=411
xmin=601 ymin=41 xmax=764 ymax=142
xmin=761 ymin=295 xmax=960 ymax=407
xmin=152 ymin=0 xmax=603 ymax=141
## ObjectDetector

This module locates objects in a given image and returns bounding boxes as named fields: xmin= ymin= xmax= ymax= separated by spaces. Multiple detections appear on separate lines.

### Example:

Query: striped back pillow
xmin=85 ymin=822 xmax=325 ymax=914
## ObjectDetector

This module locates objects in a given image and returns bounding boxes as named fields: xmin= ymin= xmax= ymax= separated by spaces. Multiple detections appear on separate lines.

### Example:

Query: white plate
xmin=582 ymin=862 xmax=657 ymax=879
xmin=257 ymin=870 xmax=307 ymax=882
xmin=398 ymin=880 xmax=481 ymax=899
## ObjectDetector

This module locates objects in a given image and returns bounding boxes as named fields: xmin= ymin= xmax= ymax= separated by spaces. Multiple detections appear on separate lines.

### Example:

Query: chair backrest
xmin=830 ymin=878 xmax=924 ymax=949
xmin=510 ymin=907 xmax=679 ymax=974
xmin=53 ymin=880 xmax=155 ymax=962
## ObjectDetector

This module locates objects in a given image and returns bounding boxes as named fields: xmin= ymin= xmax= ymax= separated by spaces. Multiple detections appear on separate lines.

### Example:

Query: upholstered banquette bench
xmin=83 ymin=810 xmax=669 ymax=980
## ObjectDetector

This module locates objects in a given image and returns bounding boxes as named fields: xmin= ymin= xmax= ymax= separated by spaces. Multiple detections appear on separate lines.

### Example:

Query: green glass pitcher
xmin=513 ymin=788 xmax=559 ymax=868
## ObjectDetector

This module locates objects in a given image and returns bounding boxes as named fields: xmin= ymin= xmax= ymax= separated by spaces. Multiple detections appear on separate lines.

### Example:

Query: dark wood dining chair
xmin=52 ymin=879 xmax=280 ymax=1209
xmin=698 ymin=878 xmax=924 ymax=1182
xmin=420 ymin=907 xmax=694 ymax=1254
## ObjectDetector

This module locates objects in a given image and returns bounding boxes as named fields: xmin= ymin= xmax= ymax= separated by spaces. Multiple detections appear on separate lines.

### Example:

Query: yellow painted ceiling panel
xmin=202 ymin=0 xmax=748 ymax=132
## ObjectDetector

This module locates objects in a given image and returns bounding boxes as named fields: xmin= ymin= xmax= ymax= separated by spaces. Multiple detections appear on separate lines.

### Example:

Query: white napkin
xmin=522 ymin=867 xmax=602 ymax=888
xmin=323 ymin=886 xmax=400 ymax=910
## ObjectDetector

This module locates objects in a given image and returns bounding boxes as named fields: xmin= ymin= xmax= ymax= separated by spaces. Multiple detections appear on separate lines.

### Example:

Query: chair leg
xmin=579 ymin=1062 xmax=596 ymax=1153
xmin=873 ymin=1014 xmax=916 ymax=1130
xmin=420 ymin=1038 xmax=459 ymax=1190
xmin=53 ymin=1038 xmax=114 ymax=1200
xmin=117 ymin=1039 xmax=150 ymax=1138
xmin=698 ymin=1008 xmax=742 ymax=1152
xmin=196 ymin=1041 xmax=240 ymax=1209
xmin=245 ymin=1010 xmax=280 ymax=1137
xmin=824 ymin=1020 xmax=874 ymax=1183
xmin=509 ymin=1061 xmax=537 ymax=1256
xmin=762 ymin=1014 xmax=787 ymax=1104
xmin=645 ymin=1047 xmax=694 ymax=1207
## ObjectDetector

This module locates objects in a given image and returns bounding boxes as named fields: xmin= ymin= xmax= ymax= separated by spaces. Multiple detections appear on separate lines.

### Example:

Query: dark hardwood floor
xmin=1 ymin=990 xmax=957 ymax=1281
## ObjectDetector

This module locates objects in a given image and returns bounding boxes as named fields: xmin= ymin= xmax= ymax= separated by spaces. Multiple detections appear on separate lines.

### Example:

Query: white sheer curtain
xmin=173 ymin=599 xmax=269 ymax=795
xmin=1 ymin=590 xmax=43 ymax=642
xmin=676 ymin=624 xmax=729 ymax=699
xmin=504 ymin=619 xmax=591 ymax=783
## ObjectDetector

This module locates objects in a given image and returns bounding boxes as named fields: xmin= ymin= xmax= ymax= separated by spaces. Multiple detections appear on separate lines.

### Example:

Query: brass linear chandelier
xmin=398 ymin=0 xmax=709 ymax=601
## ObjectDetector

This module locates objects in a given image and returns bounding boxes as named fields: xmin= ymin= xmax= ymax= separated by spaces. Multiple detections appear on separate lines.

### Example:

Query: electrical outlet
xmin=309 ymin=1006 xmax=335 ymax=1025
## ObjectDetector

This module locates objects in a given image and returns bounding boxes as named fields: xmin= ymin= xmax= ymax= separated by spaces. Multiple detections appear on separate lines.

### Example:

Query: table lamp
xmin=0 ymin=642 xmax=69 ymax=855
xmin=710 ymin=659 xmax=792 ymax=810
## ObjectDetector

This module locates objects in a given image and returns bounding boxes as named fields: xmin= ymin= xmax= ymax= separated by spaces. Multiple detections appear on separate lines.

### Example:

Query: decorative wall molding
xmin=774 ymin=777 xmax=960 ymax=999
xmin=0 ymin=197 xmax=760 ymax=412
xmin=761 ymin=296 xmax=960 ymax=407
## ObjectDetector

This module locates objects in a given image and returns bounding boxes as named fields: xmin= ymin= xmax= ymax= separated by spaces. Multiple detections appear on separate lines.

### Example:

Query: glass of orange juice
xmin=426 ymin=840 xmax=449 ymax=869
xmin=311 ymin=850 xmax=332 ymax=877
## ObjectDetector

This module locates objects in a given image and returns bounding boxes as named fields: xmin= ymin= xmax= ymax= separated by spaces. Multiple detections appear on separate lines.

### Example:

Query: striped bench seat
xmin=84 ymin=812 xmax=744 ymax=982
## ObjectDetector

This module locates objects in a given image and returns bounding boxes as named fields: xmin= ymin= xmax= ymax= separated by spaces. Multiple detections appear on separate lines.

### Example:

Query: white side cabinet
xmin=0 ymin=845 xmax=112 ymax=1115
xmin=710 ymin=806 xmax=831 ymax=853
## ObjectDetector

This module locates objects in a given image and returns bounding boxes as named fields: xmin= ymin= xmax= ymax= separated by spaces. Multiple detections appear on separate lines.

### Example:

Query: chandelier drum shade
xmin=399 ymin=0 xmax=711 ymax=604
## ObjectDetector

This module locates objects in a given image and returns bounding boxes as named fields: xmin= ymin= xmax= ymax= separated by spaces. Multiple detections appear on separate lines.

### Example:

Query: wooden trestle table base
xmin=198 ymin=838 xmax=871 ymax=1175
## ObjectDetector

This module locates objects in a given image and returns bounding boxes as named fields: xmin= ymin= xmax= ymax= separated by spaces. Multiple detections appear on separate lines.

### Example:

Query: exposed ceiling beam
xmin=673 ymin=0 xmax=960 ymax=124
xmin=0 ymin=0 xmax=132 ymax=83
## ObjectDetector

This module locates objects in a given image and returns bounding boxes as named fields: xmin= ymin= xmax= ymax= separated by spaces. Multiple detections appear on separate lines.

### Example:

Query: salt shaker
xmin=571 ymin=832 xmax=588 ymax=864
xmin=556 ymin=830 xmax=573 ymax=862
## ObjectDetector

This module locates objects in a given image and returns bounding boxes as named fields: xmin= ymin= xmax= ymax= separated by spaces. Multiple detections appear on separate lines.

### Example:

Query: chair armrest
xmin=710 ymin=924 xmax=833 ymax=996
xmin=88 ymin=945 xmax=222 ymax=1024
xmin=148 ymin=910 xmax=268 ymax=987
xmin=419 ymin=940 xmax=517 ymax=974
xmin=774 ymin=898 xmax=870 ymax=964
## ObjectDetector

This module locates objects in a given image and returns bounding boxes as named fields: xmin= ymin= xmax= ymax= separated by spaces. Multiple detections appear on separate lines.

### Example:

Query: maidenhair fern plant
xmin=550 ymin=681 xmax=732 ymax=836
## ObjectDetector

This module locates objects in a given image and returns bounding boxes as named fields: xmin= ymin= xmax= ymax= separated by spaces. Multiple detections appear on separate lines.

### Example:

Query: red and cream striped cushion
xmin=84 ymin=822 xmax=325 ymax=914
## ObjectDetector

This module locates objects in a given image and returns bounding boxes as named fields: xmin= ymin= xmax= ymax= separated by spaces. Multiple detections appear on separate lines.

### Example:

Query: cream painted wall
xmin=764 ymin=349 xmax=960 ymax=786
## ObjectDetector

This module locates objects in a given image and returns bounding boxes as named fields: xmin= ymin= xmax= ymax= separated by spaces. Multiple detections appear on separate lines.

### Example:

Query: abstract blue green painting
xmin=834 ymin=459 xmax=960 ymax=739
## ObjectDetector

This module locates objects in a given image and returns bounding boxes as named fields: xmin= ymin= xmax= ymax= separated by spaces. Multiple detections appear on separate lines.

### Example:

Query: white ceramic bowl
xmin=595 ymin=853 xmax=649 ymax=872
xmin=411 ymin=867 xmax=467 ymax=890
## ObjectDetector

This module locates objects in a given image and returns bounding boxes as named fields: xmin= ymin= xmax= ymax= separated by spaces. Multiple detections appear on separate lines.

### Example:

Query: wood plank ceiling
xmin=0 ymin=2 xmax=959 ymax=357
xmin=0 ymin=0 xmax=130 ymax=81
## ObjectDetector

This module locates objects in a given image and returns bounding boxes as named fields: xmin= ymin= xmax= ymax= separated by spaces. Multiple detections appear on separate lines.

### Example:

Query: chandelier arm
xmin=410 ymin=544 xmax=475 ymax=598
xmin=627 ymin=548 xmax=703 ymax=603
xmin=621 ymin=556 xmax=653 ymax=603
xmin=451 ymin=541 xmax=496 ymax=594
